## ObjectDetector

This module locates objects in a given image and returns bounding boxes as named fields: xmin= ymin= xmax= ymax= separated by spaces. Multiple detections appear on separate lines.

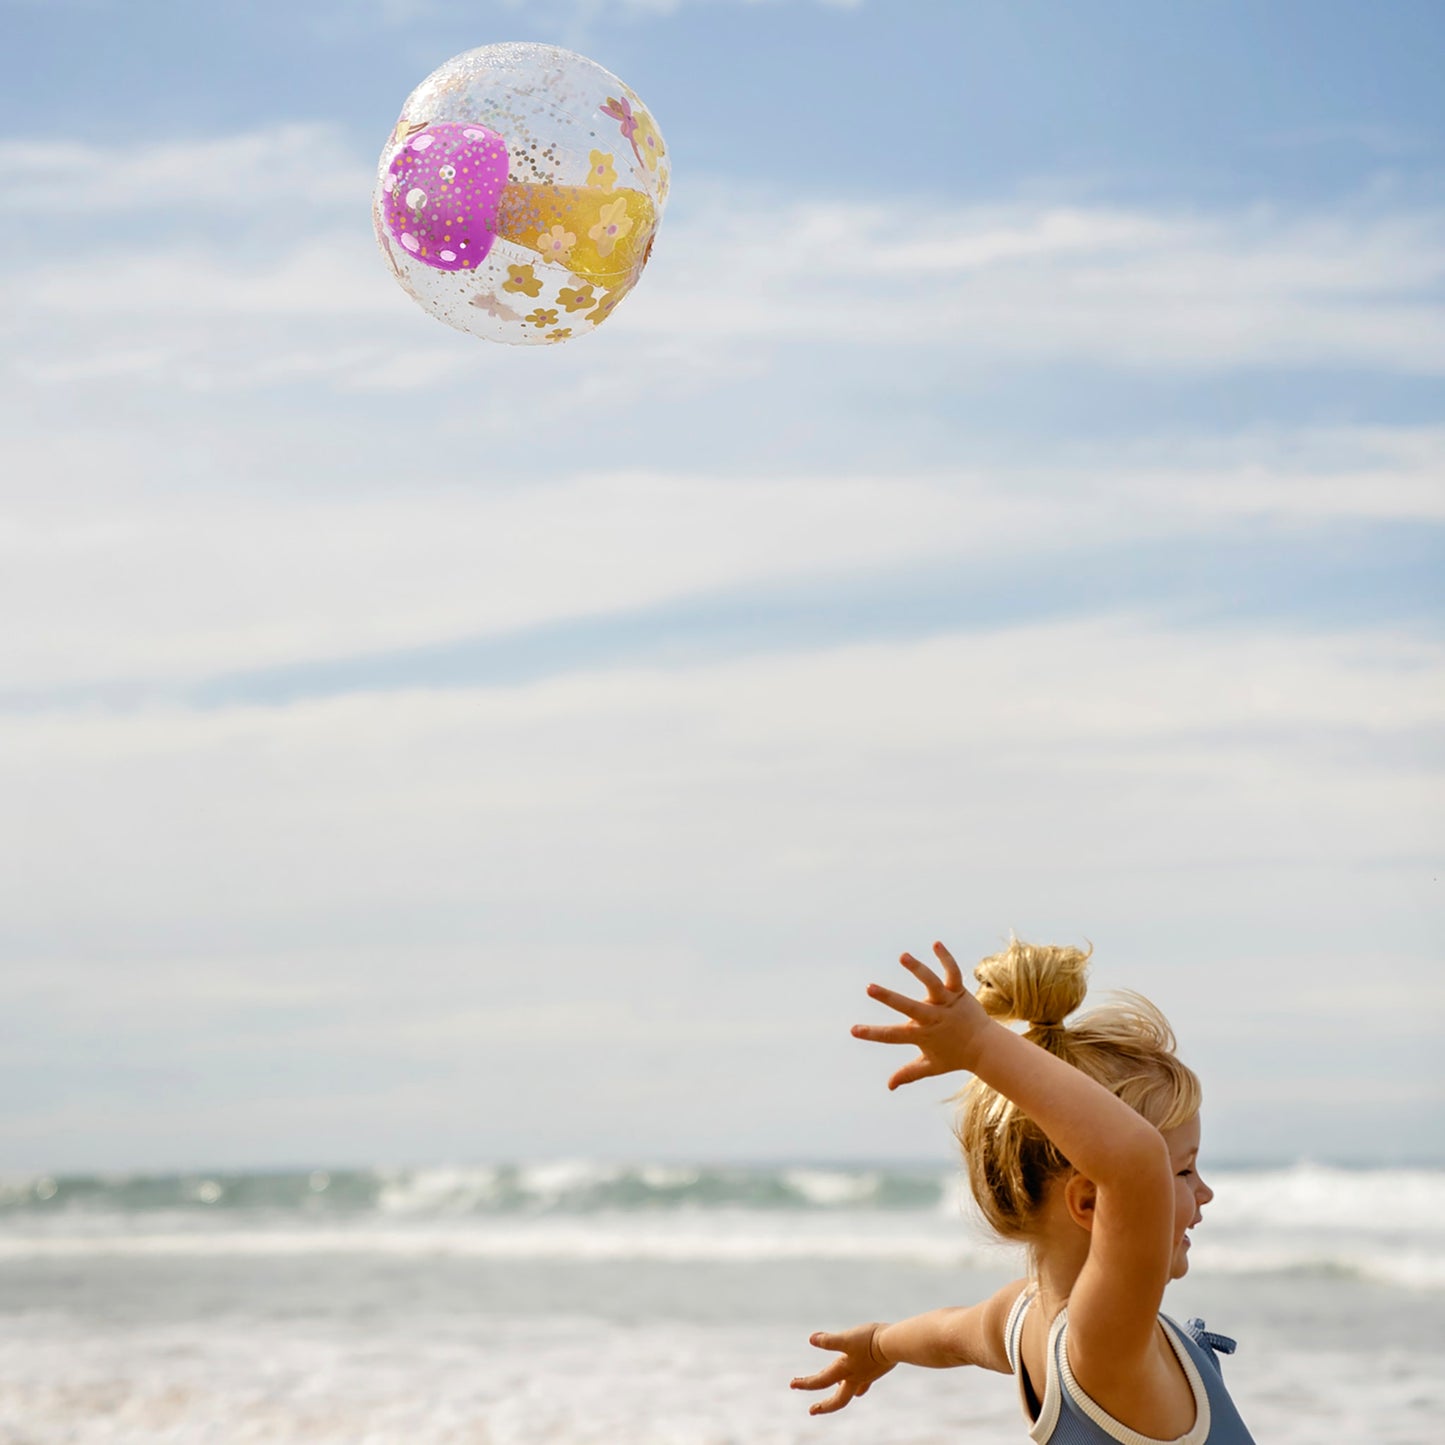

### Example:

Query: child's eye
xmin=1177 ymin=1169 xmax=1194 ymax=1178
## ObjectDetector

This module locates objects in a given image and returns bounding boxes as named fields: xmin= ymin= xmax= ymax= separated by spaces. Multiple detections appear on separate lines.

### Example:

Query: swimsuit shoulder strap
xmin=1004 ymin=1285 xmax=1034 ymax=1375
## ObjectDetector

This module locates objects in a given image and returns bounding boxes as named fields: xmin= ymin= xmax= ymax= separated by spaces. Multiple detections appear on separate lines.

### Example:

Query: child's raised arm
xmin=854 ymin=944 xmax=1176 ymax=1373
xmin=790 ymin=1279 xmax=1024 ymax=1415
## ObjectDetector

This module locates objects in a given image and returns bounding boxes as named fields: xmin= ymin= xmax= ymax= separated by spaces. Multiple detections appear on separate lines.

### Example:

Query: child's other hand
xmin=852 ymin=942 xmax=991 ymax=1089
xmin=790 ymin=1323 xmax=895 ymax=1415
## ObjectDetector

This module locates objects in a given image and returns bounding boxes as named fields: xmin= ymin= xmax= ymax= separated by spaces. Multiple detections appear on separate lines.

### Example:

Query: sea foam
xmin=2 ymin=1161 xmax=1441 ymax=1288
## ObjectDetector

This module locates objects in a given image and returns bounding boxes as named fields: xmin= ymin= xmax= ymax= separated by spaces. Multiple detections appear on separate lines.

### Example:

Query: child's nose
xmin=1197 ymin=1177 xmax=1214 ymax=1206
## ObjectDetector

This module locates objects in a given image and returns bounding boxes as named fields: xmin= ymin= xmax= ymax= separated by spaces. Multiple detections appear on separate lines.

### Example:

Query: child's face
xmin=1162 ymin=1113 xmax=1213 ymax=1279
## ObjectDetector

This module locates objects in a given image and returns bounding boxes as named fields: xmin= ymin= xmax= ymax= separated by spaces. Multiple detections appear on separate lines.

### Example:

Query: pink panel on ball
xmin=382 ymin=122 xmax=510 ymax=271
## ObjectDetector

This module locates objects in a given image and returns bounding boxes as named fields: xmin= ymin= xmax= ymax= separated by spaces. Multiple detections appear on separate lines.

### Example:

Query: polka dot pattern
xmin=380 ymin=121 xmax=509 ymax=273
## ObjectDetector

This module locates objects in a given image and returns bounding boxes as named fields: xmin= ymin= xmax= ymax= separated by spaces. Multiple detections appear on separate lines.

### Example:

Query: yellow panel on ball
xmin=495 ymin=183 xmax=657 ymax=289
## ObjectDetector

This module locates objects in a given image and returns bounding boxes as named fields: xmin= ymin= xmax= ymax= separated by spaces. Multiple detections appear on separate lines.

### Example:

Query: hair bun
xmin=973 ymin=938 xmax=1091 ymax=1028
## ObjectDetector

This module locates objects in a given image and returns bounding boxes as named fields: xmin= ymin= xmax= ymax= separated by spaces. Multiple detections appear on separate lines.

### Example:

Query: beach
xmin=1 ymin=1161 xmax=1440 ymax=1443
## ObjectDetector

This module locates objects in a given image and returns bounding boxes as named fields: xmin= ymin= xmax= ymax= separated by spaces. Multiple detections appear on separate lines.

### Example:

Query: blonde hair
xmin=956 ymin=938 xmax=1200 ymax=1242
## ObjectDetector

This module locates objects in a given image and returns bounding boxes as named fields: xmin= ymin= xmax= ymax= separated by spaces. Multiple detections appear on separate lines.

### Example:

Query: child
xmin=791 ymin=938 xmax=1256 ymax=1443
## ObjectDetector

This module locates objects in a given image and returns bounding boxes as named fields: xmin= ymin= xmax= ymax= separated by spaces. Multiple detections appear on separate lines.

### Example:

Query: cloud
xmin=630 ymin=196 xmax=1445 ymax=372
xmin=3 ymin=128 xmax=1443 ymax=387
xmin=1259 ymin=122 xmax=1434 ymax=160
xmin=2 ymin=618 xmax=1438 ymax=917
xmin=1064 ymin=425 xmax=1445 ymax=523
xmin=0 ymin=125 xmax=370 ymax=215
xmin=1 ymin=121 xmax=1440 ymax=1170
xmin=2 ymin=614 xmax=1439 ymax=1164
xmin=0 ymin=426 xmax=1440 ymax=698
xmin=0 ymin=468 xmax=1040 ymax=690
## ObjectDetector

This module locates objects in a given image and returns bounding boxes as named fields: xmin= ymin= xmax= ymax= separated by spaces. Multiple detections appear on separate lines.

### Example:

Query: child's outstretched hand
xmin=853 ymin=942 xmax=992 ymax=1090
xmin=790 ymin=1324 xmax=895 ymax=1415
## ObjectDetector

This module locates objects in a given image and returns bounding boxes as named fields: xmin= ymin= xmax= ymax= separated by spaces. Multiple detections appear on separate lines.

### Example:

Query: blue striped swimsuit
xmin=1004 ymin=1291 xmax=1257 ymax=1444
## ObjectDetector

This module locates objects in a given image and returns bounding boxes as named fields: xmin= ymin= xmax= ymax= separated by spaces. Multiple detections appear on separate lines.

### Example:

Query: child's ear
xmin=1063 ymin=1173 xmax=1098 ymax=1232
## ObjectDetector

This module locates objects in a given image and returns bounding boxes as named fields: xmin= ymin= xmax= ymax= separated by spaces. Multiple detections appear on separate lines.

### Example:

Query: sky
xmin=1 ymin=0 xmax=1442 ymax=1173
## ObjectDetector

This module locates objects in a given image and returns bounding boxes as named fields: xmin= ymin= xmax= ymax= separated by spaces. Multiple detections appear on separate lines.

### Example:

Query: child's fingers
xmin=790 ymin=1360 xmax=845 ymax=1391
xmin=898 ymin=952 xmax=948 ymax=1001
xmin=865 ymin=982 xmax=931 ymax=1021
xmin=810 ymin=1384 xmax=857 ymax=1415
xmin=933 ymin=941 xmax=965 ymax=992
xmin=888 ymin=1056 xmax=945 ymax=1091
xmin=851 ymin=1022 xmax=916 ymax=1045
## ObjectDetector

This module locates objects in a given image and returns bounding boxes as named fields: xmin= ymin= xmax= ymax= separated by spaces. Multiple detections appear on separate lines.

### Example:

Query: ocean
xmin=1 ymin=1161 xmax=1441 ymax=1443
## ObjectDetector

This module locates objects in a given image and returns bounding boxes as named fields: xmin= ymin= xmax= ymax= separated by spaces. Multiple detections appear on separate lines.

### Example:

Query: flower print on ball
xmin=536 ymin=224 xmax=577 ymax=265
xmin=588 ymin=198 xmax=633 ymax=260
xmin=586 ymin=150 xmax=618 ymax=193
xmin=600 ymin=94 xmax=638 ymax=148
xmin=502 ymin=263 xmax=542 ymax=297
xmin=632 ymin=114 xmax=665 ymax=172
xmin=372 ymin=42 xmax=669 ymax=346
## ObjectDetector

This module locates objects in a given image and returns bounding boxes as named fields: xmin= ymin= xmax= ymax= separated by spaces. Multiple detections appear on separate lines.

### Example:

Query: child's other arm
xmin=876 ymin=1277 xmax=1021 ymax=1371
xmin=791 ymin=1279 xmax=1023 ymax=1415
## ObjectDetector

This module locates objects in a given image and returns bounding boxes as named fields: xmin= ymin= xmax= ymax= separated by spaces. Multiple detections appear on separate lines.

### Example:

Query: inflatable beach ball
xmin=373 ymin=42 xmax=669 ymax=345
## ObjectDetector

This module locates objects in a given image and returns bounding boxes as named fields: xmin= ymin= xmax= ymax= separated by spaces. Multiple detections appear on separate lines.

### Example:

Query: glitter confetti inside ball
xmin=373 ymin=42 xmax=669 ymax=346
